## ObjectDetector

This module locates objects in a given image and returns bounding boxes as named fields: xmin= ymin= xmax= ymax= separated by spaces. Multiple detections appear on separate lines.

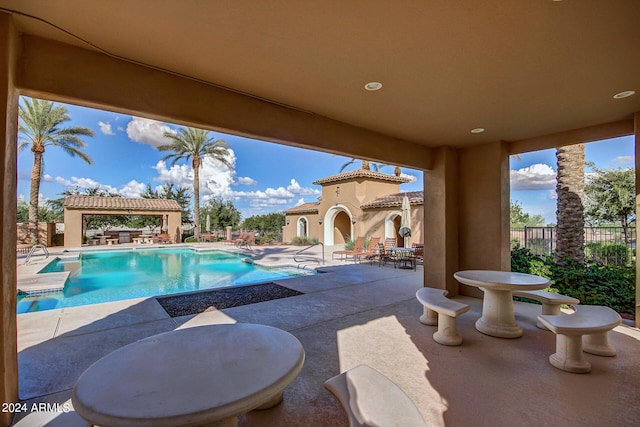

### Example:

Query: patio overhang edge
xmin=14 ymin=32 xmax=434 ymax=171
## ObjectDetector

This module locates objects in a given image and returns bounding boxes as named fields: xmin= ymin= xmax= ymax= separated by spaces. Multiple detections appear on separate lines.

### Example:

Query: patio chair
xmin=332 ymin=236 xmax=365 ymax=261
xmin=156 ymin=233 xmax=174 ymax=244
xmin=237 ymin=233 xmax=255 ymax=250
xmin=377 ymin=237 xmax=397 ymax=266
xmin=232 ymin=233 xmax=248 ymax=246
xmin=357 ymin=237 xmax=381 ymax=263
xmin=410 ymin=243 xmax=424 ymax=269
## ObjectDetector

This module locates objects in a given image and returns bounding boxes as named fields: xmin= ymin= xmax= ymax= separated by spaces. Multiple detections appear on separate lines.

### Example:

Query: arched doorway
xmin=384 ymin=211 xmax=405 ymax=246
xmin=322 ymin=204 xmax=354 ymax=245
xmin=297 ymin=217 xmax=308 ymax=238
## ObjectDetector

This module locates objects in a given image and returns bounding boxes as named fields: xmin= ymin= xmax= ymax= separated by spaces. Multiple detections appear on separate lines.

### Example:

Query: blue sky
xmin=17 ymin=99 xmax=634 ymax=223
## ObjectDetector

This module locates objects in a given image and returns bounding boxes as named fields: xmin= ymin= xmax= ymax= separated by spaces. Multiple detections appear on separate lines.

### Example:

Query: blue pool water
xmin=18 ymin=249 xmax=312 ymax=313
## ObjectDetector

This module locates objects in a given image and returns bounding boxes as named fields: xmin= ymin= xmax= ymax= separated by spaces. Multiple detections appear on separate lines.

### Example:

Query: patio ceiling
xmin=1 ymin=0 xmax=639 ymax=149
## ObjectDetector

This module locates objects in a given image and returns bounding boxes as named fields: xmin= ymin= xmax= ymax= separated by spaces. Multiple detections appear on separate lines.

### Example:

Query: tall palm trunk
xmin=192 ymin=157 xmax=201 ymax=241
xmin=555 ymin=144 xmax=585 ymax=264
xmin=28 ymin=148 xmax=44 ymax=243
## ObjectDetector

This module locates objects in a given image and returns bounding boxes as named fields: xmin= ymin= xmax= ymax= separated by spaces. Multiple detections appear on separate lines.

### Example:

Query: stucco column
xmin=0 ymin=12 xmax=19 ymax=426
xmin=457 ymin=141 xmax=510 ymax=296
xmin=167 ymin=211 xmax=182 ymax=243
xmin=424 ymin=147 xmax=460 ymax=296
xmin=634 ymin=112 xmax=639 ymax=329
xmin=63 ymin=209 xmax=84 ymax=247
xmin=424 ymin=142 xmax=510 ymax=298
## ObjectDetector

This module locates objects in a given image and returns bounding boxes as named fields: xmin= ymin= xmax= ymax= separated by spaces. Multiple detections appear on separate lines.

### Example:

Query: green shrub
xmin=510 ymin=246 xmax=553 ymax=278
xmin=343 ymin=236 xmax=355 ymax=251
xmin=585 ymin=242 xmax=631 ymax=266
xmin=550 ymin=259 xmax=635 ymax=316
xmin=257 ymin=232 xmax=281 ymax=245
xmin=290 ymin=236 xmax=318 ymax=246
xmin=511 ymin=247 xmax=635 ymax=317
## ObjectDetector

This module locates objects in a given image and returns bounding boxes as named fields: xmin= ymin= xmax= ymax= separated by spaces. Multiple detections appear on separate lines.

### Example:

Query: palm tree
xmin=555 ymin=144 xmax=585 ymax=264
xmin=157 ymin=127 xmax=231 ymax=241
xmin=18 ymin=98 xmax=94 ymax=244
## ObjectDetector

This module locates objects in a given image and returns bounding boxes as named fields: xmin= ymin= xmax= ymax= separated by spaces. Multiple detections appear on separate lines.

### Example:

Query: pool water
xmin=18 ymin=249 xmax=312 ymax=313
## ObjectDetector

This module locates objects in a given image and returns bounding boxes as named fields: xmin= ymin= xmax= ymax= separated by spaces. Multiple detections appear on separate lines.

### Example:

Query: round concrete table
xmin=72 ymin=324 xmax=305 ymax=427
xmin=453 ymin=270 xmax=550 ymax=338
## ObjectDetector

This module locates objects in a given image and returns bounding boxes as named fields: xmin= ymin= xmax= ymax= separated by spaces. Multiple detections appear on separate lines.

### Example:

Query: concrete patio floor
xmin=12 ymin=244 xmax=640 ymax=426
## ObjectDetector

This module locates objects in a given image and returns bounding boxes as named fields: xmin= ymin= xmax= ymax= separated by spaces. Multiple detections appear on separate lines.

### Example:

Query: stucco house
xmin=284 ymin=168 xmax=423 ymax=247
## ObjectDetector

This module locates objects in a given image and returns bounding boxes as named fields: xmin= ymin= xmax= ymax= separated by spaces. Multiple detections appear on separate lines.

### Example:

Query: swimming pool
xmin=18 ymin=248 xmax=313 ymax=313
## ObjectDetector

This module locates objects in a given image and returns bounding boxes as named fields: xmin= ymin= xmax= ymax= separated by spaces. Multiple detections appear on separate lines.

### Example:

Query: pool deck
xmin=12 ymin=243 xmax=640 ymax=426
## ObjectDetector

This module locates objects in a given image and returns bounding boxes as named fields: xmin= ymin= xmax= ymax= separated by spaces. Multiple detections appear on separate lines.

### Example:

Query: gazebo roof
xmin=312 ymin=169 xmax=411 ymax=186
xmin=63 ymin=196 xmax=182 ymax=211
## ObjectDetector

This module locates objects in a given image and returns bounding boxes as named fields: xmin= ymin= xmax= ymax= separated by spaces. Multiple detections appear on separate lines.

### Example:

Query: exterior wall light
xmin=318 ymin=218 xmax=323 ymax=225
xmin=351 ymin=216 xmax=357 ymax=224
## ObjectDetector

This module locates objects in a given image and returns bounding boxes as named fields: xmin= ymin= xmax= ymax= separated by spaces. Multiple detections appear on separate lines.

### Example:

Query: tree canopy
xmin=141 ymin=183 xmax=192 ymax=224
xmin=510 ymin=201 xmax=546 ymax=227
xmin=241 ymin=212 xmax=285 ymax=232
xmin=199 ymin=197 xmax=241 ymax=230
xmin=585 ymin=166 xmax=635 ymax=229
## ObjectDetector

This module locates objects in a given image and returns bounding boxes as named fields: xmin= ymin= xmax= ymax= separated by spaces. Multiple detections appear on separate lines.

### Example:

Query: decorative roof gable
xmin=312 ymin=168 xmax=411 ymax=186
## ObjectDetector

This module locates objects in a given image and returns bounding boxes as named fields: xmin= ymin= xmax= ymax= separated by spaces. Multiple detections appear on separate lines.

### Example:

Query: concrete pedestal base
xmin=475 ymin=289 xmax=522 ymax=339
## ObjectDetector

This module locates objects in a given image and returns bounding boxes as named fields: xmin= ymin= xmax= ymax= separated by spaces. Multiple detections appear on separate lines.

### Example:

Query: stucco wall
xmin=0 ymin=13 xmax=19 ymax=426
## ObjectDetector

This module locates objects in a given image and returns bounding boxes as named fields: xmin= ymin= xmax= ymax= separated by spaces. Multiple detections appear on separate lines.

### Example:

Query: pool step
xmin=17 ymin=271 xmax=69 ymax=294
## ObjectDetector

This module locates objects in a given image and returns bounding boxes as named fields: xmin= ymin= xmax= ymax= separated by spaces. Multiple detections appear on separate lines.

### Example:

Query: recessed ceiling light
xmin=470 ymin=128 xmax=485 ymax=134
xmin=364 ymin=82 xmax=382 ymax=91
xmin=613 ymin=90 xmax=635 ymax=99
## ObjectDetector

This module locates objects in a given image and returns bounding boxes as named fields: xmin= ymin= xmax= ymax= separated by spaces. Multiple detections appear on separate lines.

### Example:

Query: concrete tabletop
xmin=454 ymin=270 xmax=550 ymax=291
xmin=72 ymin=323 xmax=305 ymax=427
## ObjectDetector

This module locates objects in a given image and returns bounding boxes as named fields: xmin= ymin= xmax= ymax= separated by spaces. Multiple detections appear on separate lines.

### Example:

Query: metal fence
xmin=510 ymin=226 xmax=636 ymax=266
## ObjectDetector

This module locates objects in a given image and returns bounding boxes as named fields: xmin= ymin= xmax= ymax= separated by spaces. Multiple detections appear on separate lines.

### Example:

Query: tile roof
xmin=312 ymin=168 xmax=412 ymax=185
xmin=284 ymin=202 xmax=320 ymax=214
xmin=63 ymin=196 xmax=182 ymax=211
xmin=361 ymin=191 xmax=424 ymax=209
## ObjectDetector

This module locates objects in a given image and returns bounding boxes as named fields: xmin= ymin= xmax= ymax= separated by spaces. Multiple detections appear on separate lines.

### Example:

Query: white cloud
xmin=43 ymin=174 xmax=53 ymax=182
xmin=153 ymin=161 xmax=193 ymax=187
xmin=230 ymin=178 xmax=320 ymax=213
xmin=152 ymin=148 xmax=238 ymax=201
xmin=126 ymin=117 xmax=176 ymax=148
xmin=236 ymin=176 xmax=257 ymax=186
xmin=98 ymin=121 xmax=115 ymax=135
xmin=400 ymin=172 xmax=418 ymax=183
xmin=510 ymin=163 xmax=556 ymax=191
xmin=119 ymin=180 xmax=147 ymax=198
xmin=613 ymin=155 xmax=634 ymax=165
xmin=286 ymin=179 xmax=320 ymax=196
xmin=55 ymin=176 xmax=119 ymax=194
